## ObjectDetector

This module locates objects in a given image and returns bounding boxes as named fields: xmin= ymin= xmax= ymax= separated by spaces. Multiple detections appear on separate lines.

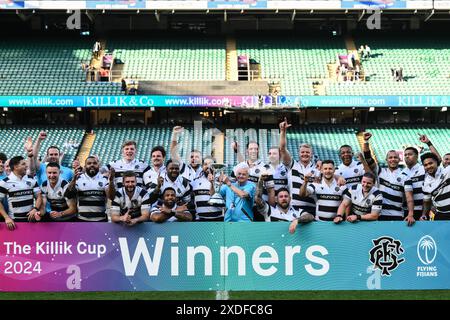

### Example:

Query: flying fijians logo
xmin=417 ymin=235 xmax=437 ymax=265
xmin=416 ymin=235 xmax=438 ymax=277
xmin=369 ymin=236 xmax=405 ymax=276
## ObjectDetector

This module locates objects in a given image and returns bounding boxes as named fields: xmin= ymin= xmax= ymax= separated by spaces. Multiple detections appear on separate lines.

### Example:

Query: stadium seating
xmin=0 ymin=38 xmax=122 ymax=96
xmin=368 ymin=127 xmax=450 ymax=166
xmin=0 ymin=127 xmax=85 ymax=167
xmin=327 ymin=35 xmax=450 ymax=95
xmin=237 ymin=36 xmax=345 ymax=95
xmin=109 ymin=37 xmax=226 ymax=81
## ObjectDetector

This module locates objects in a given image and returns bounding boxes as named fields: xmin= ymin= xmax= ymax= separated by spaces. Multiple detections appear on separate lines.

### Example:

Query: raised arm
xmin=419 ymin=134 xmax=442 ymax=163
xmin=170 ymin=126 xmax=183 ymax=164
xmin=362 ymin=132 xmax=377 ymax=172
xmin=279 ymin=118 xmax=293 ymax=167
xmin=32 ymin=131 xmax=47 ymax=169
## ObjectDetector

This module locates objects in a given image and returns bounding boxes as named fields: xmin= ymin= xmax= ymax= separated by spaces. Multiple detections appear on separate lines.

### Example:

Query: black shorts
xmin=317 ymin=216 xmax=334 ymax=222
xmin=378 ymin=215 xmax=404 ymax=221
xmin=433 ymin=213 xmax=450 ymax=221
xmin=197 ymin=217 xmax=224 ymax=222
xmin=76 ymin=217 xmax=108 ymax=222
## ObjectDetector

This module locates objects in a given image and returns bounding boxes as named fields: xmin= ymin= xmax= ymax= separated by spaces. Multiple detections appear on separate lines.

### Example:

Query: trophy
xmin=208 ymin=163 xmax=227 ymax=207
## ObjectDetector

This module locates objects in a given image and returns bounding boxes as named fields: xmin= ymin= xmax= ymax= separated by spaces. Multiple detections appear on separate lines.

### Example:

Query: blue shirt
xmin=220 ymin=182 xmax=256 ymax=222
xmin=37 ymin=163 xmax=73 ymax=186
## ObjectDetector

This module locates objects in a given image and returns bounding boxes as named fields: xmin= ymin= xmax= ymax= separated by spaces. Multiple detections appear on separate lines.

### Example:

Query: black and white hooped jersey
xmin=107 ymin=158 xmax=150 ymax=189
xmin=377 ymin=166 xmax=407 ymax=217
xmin=337 ymin=160 xmax=365 ymax=188
xmin=41 ymin=178 xmax=76 ymax=221
xmin=143 ymin=165 xmax=166 ymax=191
xmin=160 ymin=175 xmax=192 ymax=204
xmin=306 ymin=179 xmax=346 ymax=220
xmin=179 ymin=160 xmax=202 ymax=182
xmin=150 ymin=203 xmax=190 ymax=222
xmin=73 ymin=172 xmax=109 ymax=221
xmin=233 ymin=160 xmax=275 ymax=187
xmin=343 ymin=184 xmax=383 ymax=216
xmin=110 ymin=186 xmax=152 ymax=218
xmin=286 ymin=159 xmax=320 ymax=213
xmin=190 ymin=173 xmax=224 ymax=221
xmin=0 ymin=173 xmax=40 ymax=221
xmin=269 ymin=163 xmax=289 ymax=192
xmin=402 ymin=163 xmax=425 ymax=217
xmin=423 ymin=166 xmax=450 ymax=215
xmin=257 ymin=202 xmax=299 ymax=222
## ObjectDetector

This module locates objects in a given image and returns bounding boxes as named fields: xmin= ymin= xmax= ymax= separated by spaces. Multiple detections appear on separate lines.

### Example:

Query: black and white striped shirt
xmin=180 ymin=160 xmax=202 ymax=182
xmin=306 ymin=179 xmax=346 ymax=220
xmin=268 ymin=163 xmax=288 ymax=192
xmin=337 ymin=160 xmax=365 ymax=188
xmin=257 ymin=202 xmax=299 ymax=222
xmin=286 ymin=159 xmax=320 ymax=213
xmin=423 ymin=166 xmax=450 ymax=215
xmin=150 ymin=202 xmax=190 ymax=222
xmin=73 ymin=173 xmax=109 ymax=221
xmin=190 ymin=173 xmax=224 ymax=221
xmin=343 ymin=184 xmax=383 ymax=216
xmin=402 ymin=163 xmax=425 ymax=217
xmin=143 ymin=165 xmax=166 ymax=191
xmin=41 ymin=178 xmax=76 ymax=221
xmin=377 ymin=166 xmax=407 ymax=218
xmin=160 ymin=175 xmax=192 ymax=204
xmin=110 ymin=186 xmax=152 ymax=219
xmin=0 ymin=173 xmax=40 ymax=221
xmin=107 ymin=159 xmax=150 ymax=189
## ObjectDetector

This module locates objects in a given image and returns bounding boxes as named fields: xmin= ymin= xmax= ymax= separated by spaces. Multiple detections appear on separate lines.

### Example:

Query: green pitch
xmin=1 ymin=290 xmax=449 ymax=300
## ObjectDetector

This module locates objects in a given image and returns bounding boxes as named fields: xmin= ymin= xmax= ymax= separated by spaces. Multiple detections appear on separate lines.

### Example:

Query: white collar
xmin=8 ymin=172 xmax=26 ymax=182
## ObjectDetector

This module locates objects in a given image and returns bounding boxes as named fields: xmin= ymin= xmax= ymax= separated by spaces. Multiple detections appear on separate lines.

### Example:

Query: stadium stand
xmin=368 ymin=126 xmax=450 ymax=166
xmin=109 ymin=37 xmax=226 ymax=81
xmin=0 ymin=126 xmax=85 ymax=167
xmin=236 ymin=36 xmax=345 ymax=95
xmin=327 ymin=35 xmax=450 ymax=95
xmin=0 ymin=37 xmax=122 ymax=96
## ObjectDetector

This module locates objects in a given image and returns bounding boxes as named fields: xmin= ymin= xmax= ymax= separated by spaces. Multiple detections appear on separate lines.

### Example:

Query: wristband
xmin=33 ymin=207 xmax=39 ymax=211
xmin=357 ymin=215 xmax=362 ymax=221
xmin=426 ymin=141 xmax=433 ymax=147
xmin=336 ymin=214 xmax=343 ymax=219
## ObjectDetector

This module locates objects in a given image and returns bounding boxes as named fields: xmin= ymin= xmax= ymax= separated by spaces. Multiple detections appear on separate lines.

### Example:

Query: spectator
xmin=364 ymin=44 xmax=371 ymax=58
xmin=219 ymin=163 xmax=256 ymax=222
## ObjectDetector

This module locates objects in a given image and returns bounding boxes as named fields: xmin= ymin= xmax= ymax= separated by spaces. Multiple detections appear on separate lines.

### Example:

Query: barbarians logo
xmin=354 ymin=169 xmax=358 ymax=173
xmin=135 ymin=165 xmax=139 ymax=170
xmin=369 ymin=236 xmax=405 ymax=276
xmin=98 ymin=182 xmax=103 ymax=187
xmin=281 ymin=171 xmax=286 ymax=176
xmin=397 ymin=177 xmax=401 ymax=182
xmin=255 ymin=169 xmax=260 ymax=174
xmin=26 ymin=181 xmax=32 ymax=186
xmin=335 ymin=187 xmax=340 ymax=192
